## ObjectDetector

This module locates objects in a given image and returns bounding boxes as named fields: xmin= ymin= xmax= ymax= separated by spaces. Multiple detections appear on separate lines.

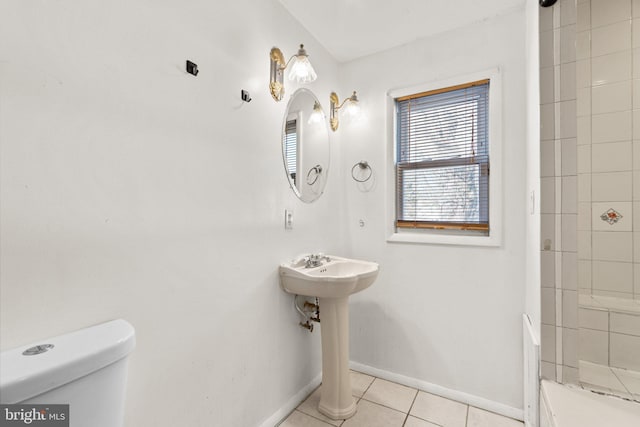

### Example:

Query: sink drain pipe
xmin=294 ymin=295 xmax=320 ymax=332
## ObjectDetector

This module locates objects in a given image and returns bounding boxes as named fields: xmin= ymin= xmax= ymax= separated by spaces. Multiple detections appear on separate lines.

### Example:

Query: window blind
xmin=284 ymin=119 xmax=297 ymax=185
xmin=395 ymin=79 xmax=490 ymax=231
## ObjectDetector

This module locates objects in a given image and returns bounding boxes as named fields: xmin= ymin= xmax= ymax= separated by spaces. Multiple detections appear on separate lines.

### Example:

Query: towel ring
xmin=306 ymin=165 xmax=323 ymax=185
xmin=351 ymin=161 xmax=372 ymax=183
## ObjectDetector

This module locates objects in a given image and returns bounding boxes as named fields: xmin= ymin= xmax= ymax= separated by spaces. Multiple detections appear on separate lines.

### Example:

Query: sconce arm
xmin=335 ymin=98 xmax=350 ymax=110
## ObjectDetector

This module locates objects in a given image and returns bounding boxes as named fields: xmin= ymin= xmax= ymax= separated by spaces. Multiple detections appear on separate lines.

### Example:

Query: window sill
xmin=387 ymin=230 xmax=501 ymax=247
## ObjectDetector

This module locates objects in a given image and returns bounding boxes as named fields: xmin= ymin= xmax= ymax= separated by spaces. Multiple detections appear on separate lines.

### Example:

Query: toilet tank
xmin=0 ymin=319 xmax=136 ymax=427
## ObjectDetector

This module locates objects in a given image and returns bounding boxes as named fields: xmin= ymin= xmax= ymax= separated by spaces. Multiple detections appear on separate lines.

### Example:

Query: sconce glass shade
xmin=308 ymin=101 xmax=324 ymax=125
xmin=344 ymin=97 xmax=361 ymax=118
xmin=287 ymin=55 xmax=318 ymax=83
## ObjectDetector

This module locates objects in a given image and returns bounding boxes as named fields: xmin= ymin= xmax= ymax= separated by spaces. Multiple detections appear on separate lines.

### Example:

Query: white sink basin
xmin=279 ymin=255 xmax=379 ymax=298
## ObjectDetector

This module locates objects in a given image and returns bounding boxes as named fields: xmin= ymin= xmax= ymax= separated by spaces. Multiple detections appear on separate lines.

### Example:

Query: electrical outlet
xmin=285 ymin=209 xmax=293 ymax=230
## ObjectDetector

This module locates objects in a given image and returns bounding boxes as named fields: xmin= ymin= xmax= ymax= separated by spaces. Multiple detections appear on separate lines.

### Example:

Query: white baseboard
xmin=259 ymin=363 xmax=525 ymax=426
xmin=349 ymin=361 xmax=524 ymax=422
xmin=258 ymin=373 xmax=322 ymax=427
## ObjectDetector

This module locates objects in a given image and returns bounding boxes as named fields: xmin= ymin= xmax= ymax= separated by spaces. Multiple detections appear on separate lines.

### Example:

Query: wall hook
xmin=186 ymin=60 xmax=199 ymax=76
xmin=241 ymin=89 xmax=252 ymax=103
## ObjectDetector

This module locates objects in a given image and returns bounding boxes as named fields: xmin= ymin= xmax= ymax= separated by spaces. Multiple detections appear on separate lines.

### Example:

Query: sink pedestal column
xmin=317 ymin=296 xmax=356 ymax=420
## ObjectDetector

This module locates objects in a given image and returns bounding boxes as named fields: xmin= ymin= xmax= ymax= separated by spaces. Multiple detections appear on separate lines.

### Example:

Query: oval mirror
xmin=281 ymin=88 xmax=330 ymax=203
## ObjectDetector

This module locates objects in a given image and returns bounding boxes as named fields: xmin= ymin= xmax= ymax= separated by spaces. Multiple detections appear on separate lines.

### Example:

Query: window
xmin=284 ymin=119 xmax=298 ymax=186
xmin=395 ymin=79 xmax=490 ymax=234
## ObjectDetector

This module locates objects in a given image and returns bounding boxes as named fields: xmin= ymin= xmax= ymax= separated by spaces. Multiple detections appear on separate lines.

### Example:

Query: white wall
xmin=0 ymin=1 xmax=343 ymax=426
xmin=526 ymin=0 xmax=541 ymax=342
xmin=524 ymin=1 xmax=541 ymax=424
xmin=339 ymin=8 xmax=528 ymax=411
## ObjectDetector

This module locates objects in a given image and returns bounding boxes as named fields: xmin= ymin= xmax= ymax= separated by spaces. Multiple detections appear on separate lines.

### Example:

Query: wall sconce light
xmin=307 ymin=101 xmax=324 ymax=125
xmin=270 ymin=44 xmax=318 ymax=102
xmin=329 ymin=91 xmax=360 ymax=131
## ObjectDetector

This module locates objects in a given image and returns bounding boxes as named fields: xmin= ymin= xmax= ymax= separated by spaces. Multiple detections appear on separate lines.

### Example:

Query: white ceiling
xmin=278 ymin=0 xmax=525 ymax=62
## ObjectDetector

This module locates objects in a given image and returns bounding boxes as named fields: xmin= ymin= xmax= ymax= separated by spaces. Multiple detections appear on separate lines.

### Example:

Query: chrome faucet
xmin=304 ymin=253 xmax=331 ymax=268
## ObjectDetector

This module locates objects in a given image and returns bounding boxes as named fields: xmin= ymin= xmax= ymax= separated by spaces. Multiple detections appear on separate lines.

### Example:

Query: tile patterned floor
xmin=277 ymin=371 xmax=523 ymax=427
xmin=579 ymin=360 xmax=640 ymax=402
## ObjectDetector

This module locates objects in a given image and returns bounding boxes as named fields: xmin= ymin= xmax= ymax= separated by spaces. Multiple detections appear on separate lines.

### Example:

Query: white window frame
xmin=386 ymin=68 xmax=503 ymax=247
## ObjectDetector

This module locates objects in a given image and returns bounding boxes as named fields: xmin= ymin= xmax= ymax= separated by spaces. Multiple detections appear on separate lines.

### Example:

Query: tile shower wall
xmin=579 ymin=304 xmax=640 ymax=371
xmin=539 ymin=0 xmax=579 ymax=384
xmin=575 ymin=0 xmax=640 ymax=369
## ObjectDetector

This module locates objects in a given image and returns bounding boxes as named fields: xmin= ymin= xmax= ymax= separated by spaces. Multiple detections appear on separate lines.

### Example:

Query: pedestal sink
xmin=279 ymin=255 xmax=379 ymax=420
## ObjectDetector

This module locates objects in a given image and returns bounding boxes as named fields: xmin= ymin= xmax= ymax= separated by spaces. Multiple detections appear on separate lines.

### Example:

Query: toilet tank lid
xmin=0 ymin=319 xmax=136 ymax=403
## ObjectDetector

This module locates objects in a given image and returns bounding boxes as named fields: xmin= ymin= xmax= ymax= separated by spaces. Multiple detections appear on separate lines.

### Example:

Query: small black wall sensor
xmin=241 ymin=90 xmax=252 ymax=103
xmin=186 ymin=60 xmax=199 ymax=76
